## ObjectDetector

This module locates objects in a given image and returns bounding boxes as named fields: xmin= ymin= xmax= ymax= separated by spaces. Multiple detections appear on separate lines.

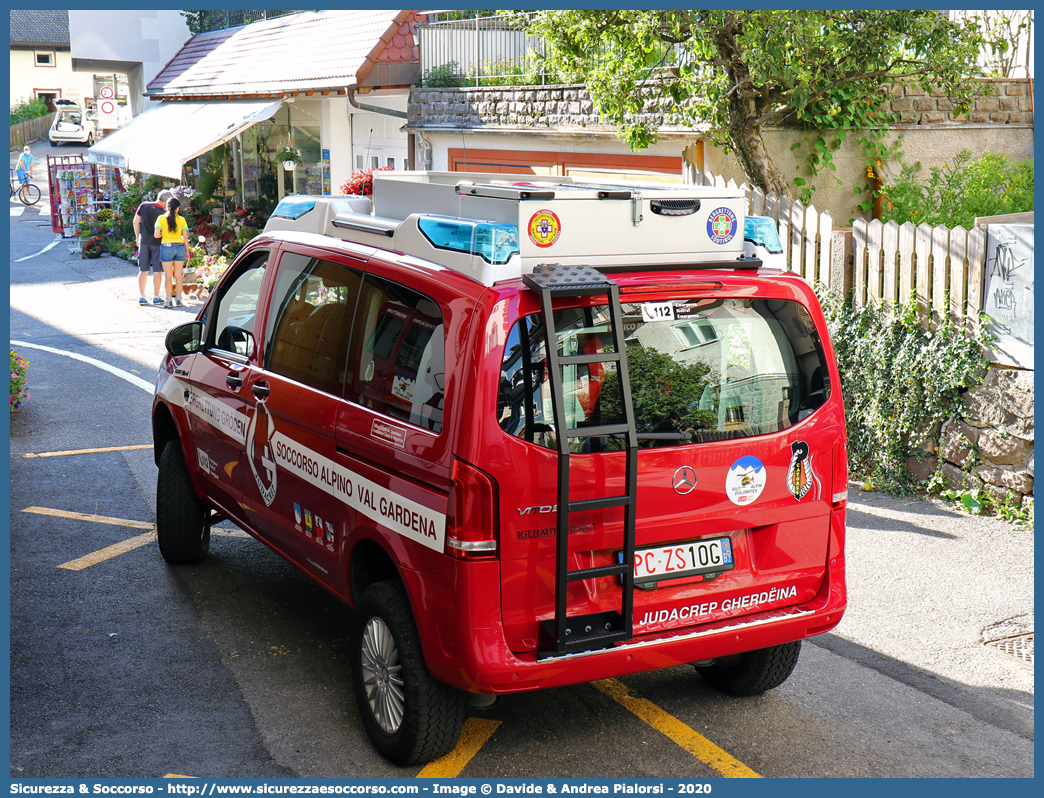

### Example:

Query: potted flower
xmin=276 ymin=144 xmax=303 ymax=171
xmin=81 ymin=235 xmax=104 ymax=259
xmin=340 ymin=166 xmax=393 ymax=197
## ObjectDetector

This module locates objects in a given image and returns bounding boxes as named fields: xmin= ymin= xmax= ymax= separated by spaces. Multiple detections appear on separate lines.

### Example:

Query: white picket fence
xmin=689 ymin=166 xmax=991 ymax=328
xmin=852 ymin=218 xmax=987 ymax=328
xmin=687 ymin=166 xmax=834 ymax=290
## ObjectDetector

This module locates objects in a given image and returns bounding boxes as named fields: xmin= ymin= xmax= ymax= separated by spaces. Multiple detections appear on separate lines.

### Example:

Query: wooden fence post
xmin=853 ymin=219 xmax=868 ymax=307
xmin=914 ymin=223 xmax=933 ymax=326
xmin=804 ymin=204 xmax=820 ymax=285
xmin=898 ymin=221 xmax=915 ymax=306
xmin=931 ymin=224 xmax=950 ymax=327
xmin=866 ymin=219 xmax=883 ymax=308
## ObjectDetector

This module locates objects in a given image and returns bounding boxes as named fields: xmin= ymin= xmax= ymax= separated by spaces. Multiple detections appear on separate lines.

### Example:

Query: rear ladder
xmin=522 ymin=263 xmax=639 ymax=658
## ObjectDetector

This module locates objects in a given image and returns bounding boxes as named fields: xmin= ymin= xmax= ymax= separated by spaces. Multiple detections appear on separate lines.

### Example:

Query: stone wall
xmin=411 ymin=84 xmax=675 ymax=130
xmin=410 ymin=78 xmax=1033 ymax=131
xmin=884 ymin=78 xmax=1034 ymax=125
xmin=909 ymin=367 xmax=1035 ymax=507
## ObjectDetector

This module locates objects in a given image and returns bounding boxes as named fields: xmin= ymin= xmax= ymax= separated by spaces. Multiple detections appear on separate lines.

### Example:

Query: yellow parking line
xmin=593 ymin=678 xmax=762 ymax=778
xmin=417 ymin=717 xmax=502 ymax=778
xmin=23 ymin=506 xmax=154 ymax=530
xmin=58 ymin=531 xmax=157 ymax=571
xmin=16 ymin=444 xmax=152 ymax=458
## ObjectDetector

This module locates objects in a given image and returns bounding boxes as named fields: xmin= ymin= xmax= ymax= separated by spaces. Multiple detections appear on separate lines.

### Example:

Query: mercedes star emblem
xmin=673 ymin=466 xmax=697 ymax=495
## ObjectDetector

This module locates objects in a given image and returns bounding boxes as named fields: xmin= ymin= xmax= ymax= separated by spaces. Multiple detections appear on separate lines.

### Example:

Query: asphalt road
xmin=7 ymin=165 xmax=1034 ymax=780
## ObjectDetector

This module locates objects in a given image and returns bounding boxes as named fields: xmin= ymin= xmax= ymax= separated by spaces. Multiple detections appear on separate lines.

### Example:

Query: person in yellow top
xmin=154 ymin=197 xmax=191 ymax=308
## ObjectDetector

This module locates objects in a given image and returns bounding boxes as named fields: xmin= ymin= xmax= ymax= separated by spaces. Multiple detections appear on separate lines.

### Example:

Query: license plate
xmin=626 ymin=537 xmax=734 ymax=587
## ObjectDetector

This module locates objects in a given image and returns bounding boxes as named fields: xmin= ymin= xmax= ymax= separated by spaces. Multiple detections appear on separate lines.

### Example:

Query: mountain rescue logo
xmin=707 ymin=207 xmax=738 ymax=245
xmin=725 ymin=455 xmax=766 ymax=505
xmin=246 ymin=400 xmax=278 ymax=506
xmin=787 ymin=440 xmax=822 ymax=501
xmin=528 ymin=210 xmax=562 ymax=248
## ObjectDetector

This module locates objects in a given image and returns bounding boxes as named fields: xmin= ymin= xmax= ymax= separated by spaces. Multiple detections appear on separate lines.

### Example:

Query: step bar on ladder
xmin=522 ymin=263 xmax=640 ymax=659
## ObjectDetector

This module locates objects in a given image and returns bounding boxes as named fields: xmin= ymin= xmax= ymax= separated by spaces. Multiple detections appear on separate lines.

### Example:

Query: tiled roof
xmin=147 ymin=9 xmax=426 ymax=98
xmin=10 ymin=9 xmax=69 ymax=48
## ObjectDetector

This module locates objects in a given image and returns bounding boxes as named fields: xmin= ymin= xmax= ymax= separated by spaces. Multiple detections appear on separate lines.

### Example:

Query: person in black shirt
xmin=133 ymin=189 xmax=173 ymax=306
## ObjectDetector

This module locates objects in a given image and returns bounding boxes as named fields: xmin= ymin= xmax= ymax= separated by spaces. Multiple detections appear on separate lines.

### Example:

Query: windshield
xmin=498 ymin=297 xmax=830 ymax=451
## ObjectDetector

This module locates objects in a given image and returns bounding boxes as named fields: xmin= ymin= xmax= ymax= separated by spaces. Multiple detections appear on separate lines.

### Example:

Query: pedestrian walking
xmin=133 ymin=189 xmax=173 ymax=306
xmin=154 ymin=197 xmax=190 ymax=308
xmin=14 ymin=146 xmax=34 ymax=203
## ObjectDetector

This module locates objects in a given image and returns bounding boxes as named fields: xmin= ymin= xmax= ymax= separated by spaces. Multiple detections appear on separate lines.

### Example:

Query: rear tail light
xmin=622 ymin=281 xmax=723 ymax=296
xmin=831 ymin=438 xmax=848 ymax=507
xmin=446 ymin=458 xmax=499 ymax=559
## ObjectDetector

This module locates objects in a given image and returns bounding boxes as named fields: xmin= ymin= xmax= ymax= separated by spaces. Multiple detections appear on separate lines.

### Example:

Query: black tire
xmin=20 ymin=184 xmax=41 ymax=206
xmin=156 ymin=439 xmax=210 ymax=564
xmin=49 ymin=139 xmax=58 ymax=147
xmin=695 ymin=641 xmax=801 ymax=696
xmin=351 ymin=580 xmax=466 ymax=765
xmin=86 ymin=132 xmax=94 ymax=146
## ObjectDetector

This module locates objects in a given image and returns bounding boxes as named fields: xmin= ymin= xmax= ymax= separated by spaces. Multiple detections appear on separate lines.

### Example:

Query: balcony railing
xmin=417 ymin=11 xmax=685 ymax=88
xmin=417 ymin=12 xmax=552 ymax=87
xmin=186 ymin=10 xmax=302 ymax=35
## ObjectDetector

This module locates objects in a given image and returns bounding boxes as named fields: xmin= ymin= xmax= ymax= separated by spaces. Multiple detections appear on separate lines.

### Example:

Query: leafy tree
xmin=599 ymin=346 xmax=715 ymax=440
xmin=527 ymin=10 xmax=988 ymax=197
xmin=10 ymin=97 xmax=48 ymax=124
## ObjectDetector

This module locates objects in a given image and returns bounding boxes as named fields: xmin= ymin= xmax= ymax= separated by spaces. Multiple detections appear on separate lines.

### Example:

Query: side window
xmin=264 ymin=252 xmax=363 ymax=395
xmin=347 ymin=275 xmax=445 ymax=433
xmin=208 ymin=251 xmax=269 ymax=358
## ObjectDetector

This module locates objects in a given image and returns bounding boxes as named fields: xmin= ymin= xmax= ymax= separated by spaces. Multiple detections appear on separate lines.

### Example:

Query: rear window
xmin=498 ymin=297 xmax=831 ymax=450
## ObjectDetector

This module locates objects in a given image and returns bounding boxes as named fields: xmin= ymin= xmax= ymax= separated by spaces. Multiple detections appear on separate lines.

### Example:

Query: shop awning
xmin=87 ymin=99 xmax=282 ymax=179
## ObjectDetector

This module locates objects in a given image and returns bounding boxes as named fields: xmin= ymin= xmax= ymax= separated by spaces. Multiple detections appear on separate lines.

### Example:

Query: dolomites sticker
xmin=528 ymin=210 xmax=562 ymax=248
xmin=725 ymin=455 xmax=766 ymax=505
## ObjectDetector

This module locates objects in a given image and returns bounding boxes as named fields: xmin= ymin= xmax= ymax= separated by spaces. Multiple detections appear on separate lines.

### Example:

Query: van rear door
xmin=489 ymin=276 xmax=845 ymax=653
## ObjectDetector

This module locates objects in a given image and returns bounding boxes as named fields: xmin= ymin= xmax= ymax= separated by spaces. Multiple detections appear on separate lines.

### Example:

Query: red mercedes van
xmin=152 ymin=172 xmax=847 ymax=765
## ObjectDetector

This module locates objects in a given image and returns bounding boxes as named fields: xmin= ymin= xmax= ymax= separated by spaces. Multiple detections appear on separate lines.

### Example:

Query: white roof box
xmin=264 ymin=171 xmax=754 ymax=287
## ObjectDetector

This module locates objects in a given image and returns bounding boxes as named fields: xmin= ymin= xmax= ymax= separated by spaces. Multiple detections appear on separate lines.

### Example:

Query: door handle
xmin=226 ymin=373 xmax=244 ymax=389
xmin=252 ymin=381 xmax=270 ymax=400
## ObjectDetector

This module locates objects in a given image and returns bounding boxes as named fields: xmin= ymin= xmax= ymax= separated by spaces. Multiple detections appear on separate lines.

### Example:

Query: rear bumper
xmin=49 ymin=132 xmax=90 ymax=142
xmin=421 ymin=554 xmax=846 ymax=694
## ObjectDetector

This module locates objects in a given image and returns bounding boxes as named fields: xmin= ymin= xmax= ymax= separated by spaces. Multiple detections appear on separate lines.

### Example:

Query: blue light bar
xmin=744 ymin=216 xmax=784 ymax=255
xmin=417 ymin=216 xmax=519 ymax=265
xmin=271 ymin=196 xmax=317 ymax=220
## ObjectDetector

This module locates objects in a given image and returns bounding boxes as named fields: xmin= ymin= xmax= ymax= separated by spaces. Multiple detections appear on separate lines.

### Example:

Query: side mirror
xmin=166 ymin=321 xmax=203 ymax=356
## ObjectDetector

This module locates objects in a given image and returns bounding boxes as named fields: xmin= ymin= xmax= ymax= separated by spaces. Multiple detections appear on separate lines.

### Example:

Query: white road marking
xmin=10 ymin=340 xmax=154 ymax=392
xmin=13 ymin=235 xmax=61 ymax=261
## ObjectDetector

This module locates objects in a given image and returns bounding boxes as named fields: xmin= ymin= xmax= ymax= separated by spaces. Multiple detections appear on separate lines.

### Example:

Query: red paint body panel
xmin=153 ymin=225 xmax=848 ymax=697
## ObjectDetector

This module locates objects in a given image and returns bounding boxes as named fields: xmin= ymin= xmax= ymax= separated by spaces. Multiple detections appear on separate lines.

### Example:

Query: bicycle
xmin=10 ymin=169 xmax=41 ymax=206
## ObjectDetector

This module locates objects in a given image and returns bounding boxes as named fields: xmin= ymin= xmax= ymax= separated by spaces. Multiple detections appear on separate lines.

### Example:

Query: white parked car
xmin=49 ymin=100 xmax=96 ymax=146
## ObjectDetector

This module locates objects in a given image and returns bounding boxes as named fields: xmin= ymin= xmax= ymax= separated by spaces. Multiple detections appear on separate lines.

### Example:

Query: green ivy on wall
xmin=818 ymin=291 xmax=993 ymax=494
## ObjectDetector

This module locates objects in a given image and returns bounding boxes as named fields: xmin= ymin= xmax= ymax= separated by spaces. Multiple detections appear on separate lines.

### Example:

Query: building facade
xmin=88 ymin=10 xmax=427 ymax=212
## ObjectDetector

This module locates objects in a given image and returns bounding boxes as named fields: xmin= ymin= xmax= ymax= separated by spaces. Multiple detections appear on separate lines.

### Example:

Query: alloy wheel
xmin=360 ymin=616 xmax=405 ymax=734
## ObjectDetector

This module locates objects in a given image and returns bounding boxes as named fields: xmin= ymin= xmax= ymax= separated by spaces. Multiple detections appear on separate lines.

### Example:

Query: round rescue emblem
xmin=528 ymin=210 xmax=562 ymax=248
xmin=725 ymin=455 xmax=766 ymax=505
xmin=707 ymin=207 xmax=738 ymax=245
